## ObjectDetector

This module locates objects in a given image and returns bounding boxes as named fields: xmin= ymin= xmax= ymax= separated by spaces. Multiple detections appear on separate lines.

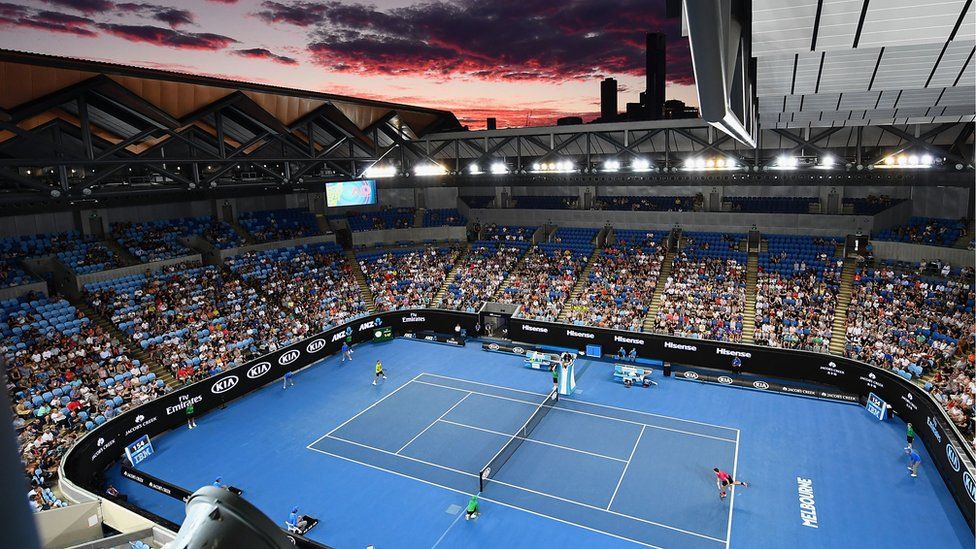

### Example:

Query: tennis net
xmin=478 ymin=388 xmax=558 ymax=492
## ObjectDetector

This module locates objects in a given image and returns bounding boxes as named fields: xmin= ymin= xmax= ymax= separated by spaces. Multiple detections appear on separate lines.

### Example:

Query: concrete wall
xmin=0 ymin=211 xmax=75 ymax=237
xmin=214 ymin=233 xmax=338 ymax=262
xmin=72 ymin=254 xmax=202 ymax=292
xmin=0 ymin=281 xmax=48 ymax=301
xmin=32 ymin=500 xmax=102 ymax=549
xmin=352 ymin=226 xmax=467 ymax=247
xmin=911 ymin=186 xmax=971 ymax=219
xmin=870 ymin=240 xmax=974 ymax=268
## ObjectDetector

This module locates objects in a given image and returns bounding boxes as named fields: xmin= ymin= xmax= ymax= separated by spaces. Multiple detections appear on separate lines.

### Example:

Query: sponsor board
xmin=165 ymin=394 xmax=203 ymax=416
xmin=947 ymin=444 xmax=962 ymax=472
xmin=614 ymin=335 xmax=645 ymax=345
xmin=246 ymin=362 xmax=272 ymax=380
xmin=900 ymin=392 xmax=918 ymax=412
xmin=210 ymin=375 xmax=239 ymax=394
xmin=402 ymin=313 xmax=426 ymax=323
xmin=927 ymin=416 xmax=943 ymax=443
xmin=566 ymin=329 xmax=595 ymax=339
xmin=278 ymin=349 xmax=301 ymax=365
xmin=683 ymin=371 xmax=700 ymax=380
xmin=124 ymin=413 xmax=158 ymax=436
xmin=522 ymin=324 xmax=549 ymax=334
xmin=512 ymin=346 xmax=525 ymax=355
xmin=717 ymin=348 xmax=751 ymax=358
xmin=752 ymin=380 xmax=770 ymax=390
xmin=664 ymin=341 xmax=697 ymax=352
xmin=965 ymin=471 xmax=976 ymax=503
xmin=305 ymin=339 xmax=326 ymax=354
xmin=859 ymin=371 xmax=885 ymax=390
xmin=820 ymin=361 xmax=845 ymax=377
xmin=717 ymin=376 xmax=733 ymax=385
xmin=357 ymin=318 xmax=382 ymax=331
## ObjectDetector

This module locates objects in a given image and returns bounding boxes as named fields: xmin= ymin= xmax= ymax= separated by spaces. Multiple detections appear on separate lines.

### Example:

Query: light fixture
xmin=602 ymin=159 xmax=620 ymax=172
xmin=695 ymin=158 xmax=706 ymax=169
xmin=413 ymin=163 xmax=447 ymax=176
xmin=920 ymin=154 xmax=933 ymax=165
xmin=468 ymin=163 xmax=481 ymax=175
xmin=884 ymin=156 xmax=895 ymax=166
xmin=821 ymin=155 xmax=835 ymax=168
xmin=489 ymin=162 xmax=508 ymax=175
xmin=632 ymin=158 xmax=652 ymax=171
xmin=908 ymin=155 xmax=919 ymax=166
xmin=363 ymin=164 xmax=397 ymax=178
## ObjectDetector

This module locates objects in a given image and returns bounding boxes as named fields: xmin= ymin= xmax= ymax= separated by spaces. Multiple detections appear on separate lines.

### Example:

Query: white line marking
xmin=415 ymin=379 xmax=736 ymax=443
xmin=430 ymin=506 xmax=465 ymax=549
xmin=725 ymin=429 xmax=741 ymax=549
xmin=420 ymin=372 xmax=739 ymax=432
xmin=607 ymin=425 xmax=645 ymax=510
xmin=397 ymin=394 xmax=471 ymax=454
xmin=327 ymin=434 xmax=477 ymax=477
xmin=305 ymin=445 xmax=664 ymax=549
xmin=438 ymin=419 xmax=628 ymax=463
xmin=307 ymin=373 xmax=422 ymax=448
xmin=320 ymin=434 xmax=723 ymax=544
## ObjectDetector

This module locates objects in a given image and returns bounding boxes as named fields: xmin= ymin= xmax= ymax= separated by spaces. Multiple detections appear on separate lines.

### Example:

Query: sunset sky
xmin=0 ymin=0 xmax=697 ymax=128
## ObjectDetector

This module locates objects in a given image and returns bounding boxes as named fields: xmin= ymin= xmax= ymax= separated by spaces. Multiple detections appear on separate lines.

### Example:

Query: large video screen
xmin=326 ymin=179 xmax=377 ymax=207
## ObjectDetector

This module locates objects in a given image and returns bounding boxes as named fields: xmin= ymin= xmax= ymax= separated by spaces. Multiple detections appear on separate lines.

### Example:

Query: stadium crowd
xmin=562 ymin=231 xmax=664 ymax=330
xmin=500 ymin=245 xmax=588 ymax=322
xmin=651 ymin=233 xmax=745 ymax=341
xmin=439 ymin=241 xmax=527 ymax=312
xmin=359 ymin=245 xmax=461 ymax=311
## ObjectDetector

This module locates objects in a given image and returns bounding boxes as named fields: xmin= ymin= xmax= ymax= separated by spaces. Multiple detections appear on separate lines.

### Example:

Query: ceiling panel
xmin=752 ymin=0 xmax=819 ymax=57
xmin=858 ymin=0 xmax=965 ymax=48
xmin=817 ymin=48 xmax=880 ymax=92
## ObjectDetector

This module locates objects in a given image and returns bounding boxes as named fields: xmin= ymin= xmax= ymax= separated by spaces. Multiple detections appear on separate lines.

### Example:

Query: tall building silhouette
xmin=645 ymin=32 xmax=667 ymax=120
xmin=600 ymin=77 xmax=618 ymax=122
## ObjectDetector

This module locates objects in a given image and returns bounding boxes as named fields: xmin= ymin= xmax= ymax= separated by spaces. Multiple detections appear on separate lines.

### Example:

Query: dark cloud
xmin=0 ymin=4 xmax=97 ymax=36
xmin=38 ymin=0 xmax=114 ymax=14
xmin=233 ymin=47 xmax=298 ymax=65
xmin=97 ymin=23 xmax=237 ymax=49
xmin=115 ymin=3 xmax=194 ymax=28
xmin=206 ymin=0 xmax=239 ymax=3
xmin=257 ymin=0 xmax=693 ymax=86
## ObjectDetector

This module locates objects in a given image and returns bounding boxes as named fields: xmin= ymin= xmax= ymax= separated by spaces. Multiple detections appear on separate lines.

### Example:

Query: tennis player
xmin=550 ymin=364 xmax=558 ymax=390
xmin=907 ymin=448 xmax=921 ymax=477
xmin=341 ymin=341 xmax=353 ymax=362
xmin=904 ymin=422 xmax=915 ymax=451
xmin=714 ymin=467 xmax=748 ymax=499
xmin=465 ymin=494 xmax=480 ymax=520
xmin=283 ymin=370 xmax=295 ymax=389
xmin=372 ymin=360 xmax=387 ymax=385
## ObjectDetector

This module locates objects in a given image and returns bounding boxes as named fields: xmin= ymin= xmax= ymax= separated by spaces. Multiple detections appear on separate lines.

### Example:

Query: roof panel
xmin=815 ymin=0 xmax=864 ymax=50
xmin=753 ymin=0 xmax=820 ymax=57
xmin=858 ymin=0 xmax=965 ymax=48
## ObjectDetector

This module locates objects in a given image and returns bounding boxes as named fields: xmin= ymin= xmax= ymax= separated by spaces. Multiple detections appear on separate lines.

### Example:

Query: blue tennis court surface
xmin=309 ymin=373 xmax=738 ymax=548
xmin=107 ymin=338 xmax=974 ymax=549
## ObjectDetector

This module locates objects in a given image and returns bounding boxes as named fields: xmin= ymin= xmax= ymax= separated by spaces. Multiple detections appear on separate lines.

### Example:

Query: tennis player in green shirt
xmin=465 ymin=494 xmax=480 ymax=520
xmin=905 ymin=422 xmax=915 ymax=451
xmin=186 ymin=402 xmax=196 ymax=429
xmin=372 ymin=360 xmax=387 ymax=385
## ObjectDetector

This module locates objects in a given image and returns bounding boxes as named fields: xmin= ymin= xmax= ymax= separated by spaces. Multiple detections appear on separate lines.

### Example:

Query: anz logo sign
xmin=306 ymin=339 xmax=326 ymax=354
xmin=246 ymin=362 xmax=272 ymax=380
xmin=211 ymin=375 xmax=239 ymax=394
xmin=278 ymin=349 xmax=301 ymax=366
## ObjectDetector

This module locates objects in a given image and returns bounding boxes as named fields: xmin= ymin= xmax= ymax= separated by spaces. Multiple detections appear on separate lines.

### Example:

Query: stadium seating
xmin=439 ymin=240 xmax=530 ymax=312
xmin=843 ymin=196 xmax=904 ymax=215
xmin=461 ymin=195 xmax=494 ymax=208
xmin=423 ymin=208 xmax=466 ymax=227
xmin=238 ymin=208 xmax=321 ymax=242
xmin=347 ymin=208 xmax=416 ymax=231
xmin=510 ymin=196 xmax=579 ymax=209
xmin=112 ymin=217 xmax=238 ymax=262
xmin=358 ymin=245 xmax=461 ymax=310
xmin=724 ymin=196 xmax=818 ymax=213
xmin=593 ymin=196 xmax=698 ymax=211
xmin=875 ymin=217 xmax=967 ymax=247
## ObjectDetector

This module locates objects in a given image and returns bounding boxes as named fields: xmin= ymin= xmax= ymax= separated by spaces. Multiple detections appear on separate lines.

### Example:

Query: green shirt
xmin=907 ymin=424 xmax=915 ymax=437
xmin=186 ymin=403 xmax=194 ymax=416
xmin=466 ymin=495 xmax=478 ymax=513
xmin=375 ymin=362 xmax=383 ymax=373
xmin=551 ymin=367 xmax=559 ymax=380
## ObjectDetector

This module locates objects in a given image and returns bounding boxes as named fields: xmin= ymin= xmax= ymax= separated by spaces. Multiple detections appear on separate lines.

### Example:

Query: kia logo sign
xmin=717 ymin=376 xmax=733 ymax=385
xmin=946 ymin=444 xmax=962 ymax=472
xmin=247 ymin=362 xmax=272 ymax=379
xmin=964 ymin=471 xmax=976 ymax=503
xmin=278 ymin=349 xmax=301 ymax=365
xmin=513 ymin=347 xmax=525 ymax=355
xmin=211 ymin=375 xmax=239 ymax=394
xmin=683 ymin=371 xmax=699 ymax=380
xmin=488 ymin=343 xmax=499 ymax=351
xmin=753 ymin=381 xmax=770 ymax=390
xmin=306 ymin=339 xmax=326 ymax=353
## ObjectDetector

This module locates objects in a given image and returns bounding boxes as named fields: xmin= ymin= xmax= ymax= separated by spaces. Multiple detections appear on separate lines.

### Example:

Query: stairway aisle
xmin=346 ymin=249 xmax=376 ymax=312
xmin=556 ymin=248 xmax=601 ymax=322
xmin=230 ymin=219 xmax=258 ymax=245
xmin=103 ymin=238 xmax=140 ymax=266
xmin=742 ymin=253 xmax=759 ymax=343
xmin=828 ymin=259 xmax=857 ymax=355
xmin=71 ymin=298 xmax=175 ymax=387
xmin=641 ymin=248 xmax=677 ymax=332
xmin=433 ymin=242 xmax=471 ymax=305
xmin=490 ymin=244 xmax=534 ymax=301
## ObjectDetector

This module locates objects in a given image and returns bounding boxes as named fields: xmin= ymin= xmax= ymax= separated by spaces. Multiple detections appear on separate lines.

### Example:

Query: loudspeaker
xmin=663 ymin=362 xmax=672 ymax=377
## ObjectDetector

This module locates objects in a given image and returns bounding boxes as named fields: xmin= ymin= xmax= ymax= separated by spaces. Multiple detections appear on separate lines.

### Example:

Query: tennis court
xmin=308 ymin=373 xmax=740 ymax=549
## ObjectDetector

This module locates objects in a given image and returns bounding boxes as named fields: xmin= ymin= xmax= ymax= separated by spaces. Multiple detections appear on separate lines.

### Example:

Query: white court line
xmin=306 ymin=445 xmax=664 ymax=549
xmin=397 ymin=394 xmax=471 ymax=454
xmin=320 ymin=433 xmax=725 ymax=544
xmin=307 ymin=373 xmax=423 ymax=448
xmin=437 ymin=419 xmax=628 ymax=463
xmin=725 ymin=429 xmax=741 ymax=549
xmin=607 ymin=425 xmax=645 ymax=510
xmin=430 ymin=506 xmax=465 ymax=549
xmin=415 ymin=378 xmax=737 ymax=444
xmin=420 ymin=372 xmax=739 ymax=433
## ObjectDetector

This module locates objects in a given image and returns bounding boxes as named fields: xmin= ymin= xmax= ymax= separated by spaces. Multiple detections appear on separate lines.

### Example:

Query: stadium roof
xmin=0 ymin=49 xmax=463 ymax=147
xmin=753 ymin=0 xmax=975 ymax=128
